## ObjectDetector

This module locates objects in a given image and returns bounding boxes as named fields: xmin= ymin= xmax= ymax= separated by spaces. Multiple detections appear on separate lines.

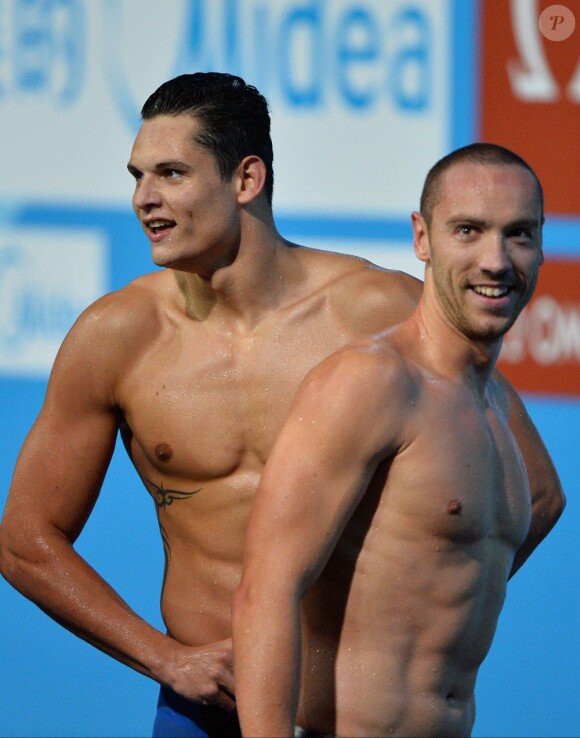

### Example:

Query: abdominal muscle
xmin=152 ymin=470 xmax=259 ymax=647
xmin=300 ymin=639 xmax=478 ymax=738
xmin=296 ymin=535 xmax=510 ymax=738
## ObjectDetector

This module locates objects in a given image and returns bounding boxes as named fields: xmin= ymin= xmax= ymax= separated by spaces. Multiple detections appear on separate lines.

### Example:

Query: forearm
xmin=233 ymin=582 xmax=302 ymax=738
xmin=0 ymin=529 xmax=173 ymax=683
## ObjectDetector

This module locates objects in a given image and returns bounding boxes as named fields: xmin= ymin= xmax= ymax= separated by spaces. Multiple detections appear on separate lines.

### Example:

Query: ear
xmin=236 ymin=155 xmax=267 ymax=204
xmin=411 ymin=211 xmax=430 ymax=263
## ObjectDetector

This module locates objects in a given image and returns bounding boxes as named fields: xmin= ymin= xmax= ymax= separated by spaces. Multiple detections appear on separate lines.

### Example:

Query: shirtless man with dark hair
xmin=233 ymin=143 xmax=564 ymax=738
xmin=0 ymin=70 xmax=563 ymax=738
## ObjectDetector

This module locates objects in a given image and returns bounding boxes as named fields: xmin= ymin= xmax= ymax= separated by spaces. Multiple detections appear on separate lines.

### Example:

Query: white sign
xmin=0 ymin=228 xmax=107 ymax=376
xmin=0 ymin=0 xmax=450 ymax=214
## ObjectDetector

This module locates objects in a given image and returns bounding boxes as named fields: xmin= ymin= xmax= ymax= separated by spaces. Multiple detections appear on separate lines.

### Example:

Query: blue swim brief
xmin=152 ymin=685 xmax=242 ymax=738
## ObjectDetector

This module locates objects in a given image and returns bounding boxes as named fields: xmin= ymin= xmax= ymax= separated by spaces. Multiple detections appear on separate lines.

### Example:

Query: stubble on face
xmin=425 ymin=162 xmax=543 ymax=343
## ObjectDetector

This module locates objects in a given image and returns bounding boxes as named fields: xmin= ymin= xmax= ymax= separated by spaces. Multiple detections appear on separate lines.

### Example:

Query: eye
xmin=127 ymin=165 xmax=142 ymax=182
xmin=508 ymin=226 xmax=533 ymax=241
xmin=163 ymin=168 xmax=183 ymax=179
xmin=456 ymin=224 xmax=479 ymax=239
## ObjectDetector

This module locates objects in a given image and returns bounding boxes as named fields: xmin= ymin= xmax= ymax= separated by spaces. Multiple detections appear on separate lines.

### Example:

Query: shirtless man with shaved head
xmin=0 ymin=71 xmax=563 ymax=738
xmin=233 ymin=144 xmax=564 ymax=738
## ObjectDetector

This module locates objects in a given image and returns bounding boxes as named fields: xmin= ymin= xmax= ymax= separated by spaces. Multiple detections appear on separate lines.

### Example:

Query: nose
xmin=132 ymin=174 xmax=162 ymax=212
xmin=479 ymin=233 xmax=512 ymax=275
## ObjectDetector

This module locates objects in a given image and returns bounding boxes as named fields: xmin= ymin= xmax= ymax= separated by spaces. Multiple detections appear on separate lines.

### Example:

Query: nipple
xmin=155 ymin=443 xmax=173 ymax=462
xmin=447 ymin=499 xmax=462 ymax=515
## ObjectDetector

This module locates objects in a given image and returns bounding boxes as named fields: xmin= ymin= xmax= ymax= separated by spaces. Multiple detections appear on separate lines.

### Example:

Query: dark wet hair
xmin=420 ymin=143 xmax=544 ymax=225
xmin=142 ymin=72 xmax=274 ymax=204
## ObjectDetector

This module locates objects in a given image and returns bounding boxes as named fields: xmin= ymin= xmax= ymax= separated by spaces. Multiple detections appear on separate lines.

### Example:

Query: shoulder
xmin=301 ymin=334 xmax=419 ymax=417
xmin=72 ymin=271 xmax=165 ymax=333
xmin=55 ymin=271 xmax=168 ymax=368
xmin=297 ymin=247 xmax=423 ymax=332
xmin=288 ymin=335 xmax=419 ymax=461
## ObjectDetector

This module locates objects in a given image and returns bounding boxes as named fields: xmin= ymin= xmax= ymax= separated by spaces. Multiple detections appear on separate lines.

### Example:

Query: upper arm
xmin=242 ymin=345 xmax=406 ymax=598
xmin=493 ymin=371 xmax=565 ymax=575
xmin=2 ymin=301 xmax=126 ymax=545
xmin=495 ymin=371 xmax=565 ymax=516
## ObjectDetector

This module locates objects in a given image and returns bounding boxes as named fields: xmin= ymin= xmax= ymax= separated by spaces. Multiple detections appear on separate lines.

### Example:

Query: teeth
xmin=148 ymin=220 xmax=173 ymax=230
xmin=474 ymin=286 xmax=508 ymax=298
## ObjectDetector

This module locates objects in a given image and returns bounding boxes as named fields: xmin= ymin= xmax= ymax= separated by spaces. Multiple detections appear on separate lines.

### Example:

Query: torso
xmin=111 ymin=248 xmax=420 ymax=645
xmin=297 ymin=338 xmax=531 ymax=737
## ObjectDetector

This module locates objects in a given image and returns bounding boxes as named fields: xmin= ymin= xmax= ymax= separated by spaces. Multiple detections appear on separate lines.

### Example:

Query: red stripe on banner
xmin=480 ymin=0 xmax=580 ymax=216
xmin=498 ymin=259 xmax=580 ymax=395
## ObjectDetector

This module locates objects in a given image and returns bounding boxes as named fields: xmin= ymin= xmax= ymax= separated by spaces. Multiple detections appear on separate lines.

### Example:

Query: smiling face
xmin=413 ymin=161 xmax=544 ymax=342
xmin=128 ymin=114 xmax=242 ymax=275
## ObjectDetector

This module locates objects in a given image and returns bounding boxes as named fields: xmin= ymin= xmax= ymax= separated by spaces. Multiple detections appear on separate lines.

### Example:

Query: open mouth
xmin=472 ymin=285 xmax=510 ymax=298
xmin=146 ymin=219 xmax=175 ymax=235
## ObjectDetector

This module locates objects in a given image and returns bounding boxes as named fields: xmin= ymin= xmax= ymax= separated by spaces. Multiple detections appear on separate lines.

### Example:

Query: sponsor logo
xmin=101 ymin=0 xmax=437 ymax=132
xmin=0 ymin=0 xmax=449 ymax=212
xmin=498 ymin=259 xmax=580 ymax=395
xmin=0 ymin=0 xmax=85 ymax=104
xmin=0 ymin=228 xmax=106 ymax=377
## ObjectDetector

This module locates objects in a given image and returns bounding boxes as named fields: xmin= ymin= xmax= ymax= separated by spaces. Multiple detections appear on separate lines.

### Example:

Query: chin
xmin=151 ymin=250 xmax=181 ymax=269
xmin=464 ymin=321 xmax=510 ymax=342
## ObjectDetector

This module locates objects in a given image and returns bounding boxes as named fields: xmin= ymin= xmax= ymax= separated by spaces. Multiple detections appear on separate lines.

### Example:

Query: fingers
xmin=219 ymin=667 xmax=236 ymax=702
xmin=168 ymin=638 xmax=237 ymax=710
xmin=209 ymin=639 xmax=235 ymax=699
xmin=197 ymin=673 xmax=236 ymax=712
xmin=210 ymin=686 xmax=237 ymax=713
xmin=213 ymin=646 xmax=236 ymax=709
xmin=191 ymin=643 xmax=236 ymax=711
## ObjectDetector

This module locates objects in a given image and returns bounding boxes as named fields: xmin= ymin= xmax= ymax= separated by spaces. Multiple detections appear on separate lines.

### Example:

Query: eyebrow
xmin=446 ymin=216 xmax=487 ymax=228
xmin=446 ymin=216 xmax=541 ymax=229
xmin=154 ymin=160 xmax=190 ymax=170
xmin=508 ymin=217 xmax=541 ymax=226
xmin=126 ymin=160 xmax=190 ymax=174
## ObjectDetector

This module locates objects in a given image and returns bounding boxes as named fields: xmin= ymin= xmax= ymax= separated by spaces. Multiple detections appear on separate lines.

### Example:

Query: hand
xmin=163 ymin=638 xmax=236 ymax=712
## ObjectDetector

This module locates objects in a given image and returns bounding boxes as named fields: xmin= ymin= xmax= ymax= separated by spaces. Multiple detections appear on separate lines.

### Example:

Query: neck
xmin=173 ymin=221 xmax=301 ymax=330
xmin=406 ymin=297 xmax=502 ymax=395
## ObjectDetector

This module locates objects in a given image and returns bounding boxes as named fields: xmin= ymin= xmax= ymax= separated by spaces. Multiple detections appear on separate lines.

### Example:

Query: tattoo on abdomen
xmin=160 ymin=522 xmax=170 ymax=598
xmin=142 ymin=476 xmax=202 ymax=508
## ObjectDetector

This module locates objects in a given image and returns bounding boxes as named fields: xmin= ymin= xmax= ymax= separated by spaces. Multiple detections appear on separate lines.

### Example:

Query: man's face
xmin=128 ymin=114 xmax=241 ymax=274
xmin=419 ymin=161 xmax=544 ymax=342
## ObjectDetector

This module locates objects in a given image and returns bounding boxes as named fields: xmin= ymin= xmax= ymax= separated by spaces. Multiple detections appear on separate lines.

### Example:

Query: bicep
xmin=244 ymin=354 xmax=399 ymax=596
xmin=245 ymin=447 xmax=367 ymax=598
xmin=5 ymin=333 xmax=119 ymax=543
xmin=497 ymin=372 xmax=564 ymax=504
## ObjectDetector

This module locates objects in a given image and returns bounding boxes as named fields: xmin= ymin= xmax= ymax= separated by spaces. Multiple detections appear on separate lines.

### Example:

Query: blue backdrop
xmin=1 ymin=2 xmax=578 ymax=736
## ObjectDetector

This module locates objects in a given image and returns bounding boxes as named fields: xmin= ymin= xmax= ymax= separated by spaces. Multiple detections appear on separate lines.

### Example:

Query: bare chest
xmin=118 ymin=319 xmax=350 ymax=482
xmin=382 ymin=389 xmax=532 ymax=549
